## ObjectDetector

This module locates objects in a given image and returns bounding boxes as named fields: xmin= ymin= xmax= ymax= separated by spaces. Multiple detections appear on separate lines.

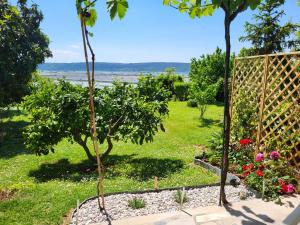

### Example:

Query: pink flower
xmin=287 ymin=184 xmax=295 ymax=194
xmin=255 ymin=152 xmax=264 ymax=162
xmin=270 ymin=151 xmax=280 ymax=160
xmin=239 ymin=138 xmax=253 ymax=146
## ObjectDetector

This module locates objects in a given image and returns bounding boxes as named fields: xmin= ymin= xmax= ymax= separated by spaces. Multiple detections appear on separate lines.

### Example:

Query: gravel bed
xmin=71 ymin=185 xmax=255 ymax=225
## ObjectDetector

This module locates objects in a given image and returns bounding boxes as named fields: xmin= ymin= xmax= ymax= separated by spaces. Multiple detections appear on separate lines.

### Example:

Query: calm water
xmin=40 ymin=71 xmax=188 ymax=87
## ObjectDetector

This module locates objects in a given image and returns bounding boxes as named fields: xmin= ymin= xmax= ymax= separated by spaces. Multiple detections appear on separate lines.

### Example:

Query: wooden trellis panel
xmin=230 ymin=52 xmax=300 ymax=170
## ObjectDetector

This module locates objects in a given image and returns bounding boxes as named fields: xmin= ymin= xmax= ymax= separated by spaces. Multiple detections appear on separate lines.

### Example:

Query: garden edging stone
xmin=194 ymin=158 xmax=241 ymax=185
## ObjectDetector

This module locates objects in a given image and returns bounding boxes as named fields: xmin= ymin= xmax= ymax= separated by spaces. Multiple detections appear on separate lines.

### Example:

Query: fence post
xmin=230 ymin=58 xmax=237 ymax=120
xmin=255 ymin=55 xmax=269 ymax=155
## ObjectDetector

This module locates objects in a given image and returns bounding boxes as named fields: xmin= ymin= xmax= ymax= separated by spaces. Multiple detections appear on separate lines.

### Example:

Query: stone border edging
xmin=194 ymin=158 xmax=241 ymax=185
xmin=71 ymin=182 xmax=221 ymax=221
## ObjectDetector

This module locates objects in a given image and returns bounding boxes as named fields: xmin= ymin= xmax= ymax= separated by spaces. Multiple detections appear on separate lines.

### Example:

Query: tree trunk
xmin=219 ymin=13 xmax=231 ymax=206
xmin=100 ymin=136 xmax=113 ymax=160
xmin=75 ymin=136 xmax=96 ymax=162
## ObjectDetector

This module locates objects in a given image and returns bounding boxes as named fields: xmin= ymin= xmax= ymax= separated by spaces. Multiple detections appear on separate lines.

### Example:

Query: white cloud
xmin=69 ymin=44 xmax=81 ymax=49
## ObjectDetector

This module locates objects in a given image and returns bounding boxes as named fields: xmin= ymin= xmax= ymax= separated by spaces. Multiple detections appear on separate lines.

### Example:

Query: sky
xmin=10 ymin=0 xmax=300 ymax=63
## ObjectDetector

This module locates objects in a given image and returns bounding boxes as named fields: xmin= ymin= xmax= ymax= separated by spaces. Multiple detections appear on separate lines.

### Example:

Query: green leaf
xmin=85 ymin=9 xmax=97 ymax=27
xmin=163 ymin=0 xmax=171 ymax=6
xmin=107 ymin=0 xmax=128 ymax=20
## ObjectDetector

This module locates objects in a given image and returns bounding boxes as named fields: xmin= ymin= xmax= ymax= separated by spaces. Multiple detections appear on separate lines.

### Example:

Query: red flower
xmin=241 ymin=163 xmax=254 ymax=177
xmin=281 ymin=183 xmax=288 ymax=193
xmin=239 ymin=138 xmax=253 ymax=146
xmin=256 ymin=170 xmax=263 ymax=177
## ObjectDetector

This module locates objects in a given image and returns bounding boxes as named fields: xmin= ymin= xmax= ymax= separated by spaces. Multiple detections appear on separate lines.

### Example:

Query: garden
xmin=0 ymin=0 xmax=299 ymax=225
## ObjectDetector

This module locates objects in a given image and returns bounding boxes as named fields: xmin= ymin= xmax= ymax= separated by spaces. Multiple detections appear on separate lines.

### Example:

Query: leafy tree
xmin=189 ymin=48 xmax=233 ymax=102
xmin=23 ymin=76 xmax=169 ymax=162
xmin=239 ymin=0 xmax=299 ymax=55
xmin=163 ymin=0 xmax=263 ymax=205
xmin=0 ymin=0 xmax=52 ymax=107
xmin=190 ymin=81 xmax=219 ymax=119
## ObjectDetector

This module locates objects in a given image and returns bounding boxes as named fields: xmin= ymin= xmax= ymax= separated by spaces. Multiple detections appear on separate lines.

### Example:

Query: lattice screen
xmin=230 ymin=52 xmax=300 ymax=170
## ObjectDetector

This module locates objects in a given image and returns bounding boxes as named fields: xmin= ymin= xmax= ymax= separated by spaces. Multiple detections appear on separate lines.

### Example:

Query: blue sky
xmin=11 ymin=0 xmax=300 ymax=63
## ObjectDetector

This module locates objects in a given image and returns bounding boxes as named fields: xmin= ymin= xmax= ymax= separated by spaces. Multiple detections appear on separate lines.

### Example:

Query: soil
xmin=0 ymin=189 xmax=16 ymax=201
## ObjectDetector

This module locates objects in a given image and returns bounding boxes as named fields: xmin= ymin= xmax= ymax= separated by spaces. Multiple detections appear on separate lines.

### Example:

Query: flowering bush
xmin=229 ymin=138 xmax=254 ymax=166
xmin=243 ymin=151 xmax=297 ymax=200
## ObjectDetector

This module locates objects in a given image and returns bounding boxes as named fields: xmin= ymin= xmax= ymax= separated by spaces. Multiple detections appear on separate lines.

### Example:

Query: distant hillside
xmin=39 ymin=62 xmax=190 ymax=73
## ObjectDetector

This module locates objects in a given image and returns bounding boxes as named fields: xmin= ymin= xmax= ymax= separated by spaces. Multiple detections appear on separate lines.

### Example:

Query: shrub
xmin=174 ymin=189 xmax=188 ymax=204
xmin=187 ymin=99 xmax=197 ymax=107
xmin=208 ymin=131 xmax=223 ymax=152
xmin=128 ymin=197 xmax=146 ymax=209
xmin=174 ymin=82 xmax=189 ymax=101
xmin=23 ymin=77 xmax=169 ymax=162
xmin=156 ymin=68 xmax=184 ymax=98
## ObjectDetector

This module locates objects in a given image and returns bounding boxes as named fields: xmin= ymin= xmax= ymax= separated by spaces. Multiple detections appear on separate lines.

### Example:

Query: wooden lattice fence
xmin=230 ymin=52 xmax=300 ymax=171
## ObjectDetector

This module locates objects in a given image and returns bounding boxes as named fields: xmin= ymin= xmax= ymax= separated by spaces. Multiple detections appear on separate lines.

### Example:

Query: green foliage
xmin=239 ymin=0 xmax=300 ymax=55
xmin=76 ymin=0 xmax=128 ymax=25
xmin=23 ymin=76 xmax=169 ymax=161
xmin=231 ymin=88 xmax=258 ymax=141
xmin=0 ymin=0 xmax=51 ymax=107
xmin=155 ymin=68 xmax=184 ymax=99
xmin=189 ymin=48 xmax=233 ymax=102
xmin=128 ymin=197 xmax=146 ymax=209
xmin=190 ymin=82 xmax=219 ymax=119
xmin=208 ymin=131 xmax=223 ymax=152
xmin=174 ymin=82 xmax=190 ymax=101
xmin=187 ymin=99 xmax=197 ymax=108
xmin=163 ymin=0 xmax=263 ymax=19
xmin=174 ymin=189 xmax=188 ymax=204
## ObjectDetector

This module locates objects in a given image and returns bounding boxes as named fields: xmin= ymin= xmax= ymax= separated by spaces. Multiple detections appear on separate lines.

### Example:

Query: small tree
xmin=23 ymin=77 xmax=169 ymax=162
xmin=190 ymin=78 xmax=219 ymax=120
xmin=239 ymin=0 xmax=299 ymax=55
xmin=0 ymin=0 xmax=51 ymax=107
xmin=163 ymin=0 xmax=264 ymax=205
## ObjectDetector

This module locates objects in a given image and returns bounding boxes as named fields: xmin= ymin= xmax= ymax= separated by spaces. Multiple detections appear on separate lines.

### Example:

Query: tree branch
xmin=82 ymin=0 xmax=98 ymax=12
xmin=84 ymin=26 xmax=96 ymax=87
xmin=229 ymin=2 xmax=246 ymax=22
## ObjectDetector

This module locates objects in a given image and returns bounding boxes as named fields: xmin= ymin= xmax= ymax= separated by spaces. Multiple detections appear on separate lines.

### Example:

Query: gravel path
xmin=71 ymin=185 xmax=255 ymax=225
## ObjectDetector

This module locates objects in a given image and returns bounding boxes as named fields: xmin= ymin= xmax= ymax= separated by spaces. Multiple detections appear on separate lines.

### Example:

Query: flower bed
xmin=198 ymin=137 xmax=298 ymax=201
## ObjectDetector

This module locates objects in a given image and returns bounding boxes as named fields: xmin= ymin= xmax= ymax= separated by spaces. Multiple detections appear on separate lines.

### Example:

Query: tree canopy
xmin=23 ymin=76 xmax=169 ymax=162
xmin=239 ymin=0 xmax=299 ymax=55
xmin=0 ymin=0 xmax=52 ymax=107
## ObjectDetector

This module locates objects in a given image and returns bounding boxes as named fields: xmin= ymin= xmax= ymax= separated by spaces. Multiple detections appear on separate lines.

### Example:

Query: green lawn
xmin=0 ymin=102 xmax=223 ymax=225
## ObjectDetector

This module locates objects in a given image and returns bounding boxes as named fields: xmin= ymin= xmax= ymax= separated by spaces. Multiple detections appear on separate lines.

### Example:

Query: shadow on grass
xmin=198 ymin=118 xmax=223 ymax=128
xmin=0 ymin=112 xmax=31 ymax=158
xmin=29 ymin=154 xmax=184 ymax=182
xmin=0 ymin=108 xmax=24 ymax=119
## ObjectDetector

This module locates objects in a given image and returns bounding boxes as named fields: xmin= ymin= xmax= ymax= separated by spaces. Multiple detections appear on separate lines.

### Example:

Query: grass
xmin=0 ymin=102 xmax=223 ymax=225
xmin=128 ymin=197 xmax=146 ymax=209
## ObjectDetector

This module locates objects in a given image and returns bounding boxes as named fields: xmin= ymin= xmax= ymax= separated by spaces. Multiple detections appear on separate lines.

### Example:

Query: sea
xmin=40 ymin=70 xmax=189 ymax=87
